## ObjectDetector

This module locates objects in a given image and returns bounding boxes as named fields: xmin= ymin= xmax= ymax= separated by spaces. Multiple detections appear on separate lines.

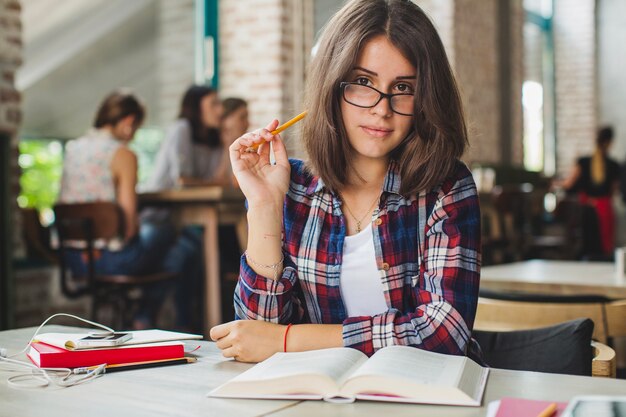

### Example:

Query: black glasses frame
xmin=339 ymin=82 xmax=414 ymax=116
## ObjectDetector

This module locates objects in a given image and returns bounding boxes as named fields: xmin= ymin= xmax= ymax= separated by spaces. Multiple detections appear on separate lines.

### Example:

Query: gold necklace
xmin=341 ymin=193 xmax=380 ymax=233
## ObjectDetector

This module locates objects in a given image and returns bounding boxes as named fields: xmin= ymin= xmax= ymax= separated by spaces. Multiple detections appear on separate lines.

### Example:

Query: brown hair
xmin=222 ymin=97 xmax=247 ymax=120
xmin=179 ymin=85 xmax=220 ymax=148
xmin=301 ymin=0 xmax=468 ymax=196
xmin=93 ymin=90 xmax=145 ymax=129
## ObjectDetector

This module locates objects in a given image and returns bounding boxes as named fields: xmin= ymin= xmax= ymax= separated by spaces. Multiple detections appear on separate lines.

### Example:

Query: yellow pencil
xmin=536 ymin=402 xmax=557 ymax=417
xmin=248 ymin=111 xmax=308 ymax=151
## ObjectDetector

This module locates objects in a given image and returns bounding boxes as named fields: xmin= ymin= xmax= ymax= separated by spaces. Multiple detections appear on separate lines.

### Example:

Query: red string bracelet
xmin=283 ymin=323 xmax=293 ymax=352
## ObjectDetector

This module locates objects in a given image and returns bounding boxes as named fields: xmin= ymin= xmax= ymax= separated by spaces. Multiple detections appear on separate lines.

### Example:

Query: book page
xmin=209 ymin=347 xmax=368 ymax=399
xmin=235 ymin=348 xmax=366 ymax=382
xmin=348 ymin=345 xmax=466 ymax=385
xmin=340 ymin=345 xmax=488 ymax=405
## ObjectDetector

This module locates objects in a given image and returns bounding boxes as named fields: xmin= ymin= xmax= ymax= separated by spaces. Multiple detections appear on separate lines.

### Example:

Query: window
xmin=18 ymin=128 xmax=164 ymax=226
xmin=523 ymin=0 xmax=556 ymax=175
xmin=18 ymin=139 xmax=64 ymax=226
xmin=130 ymin=127 xmax=164 ymax=186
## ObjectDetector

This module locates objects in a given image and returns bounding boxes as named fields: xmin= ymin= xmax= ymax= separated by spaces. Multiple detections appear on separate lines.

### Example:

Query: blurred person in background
xmin=221 ymin=97 xmax=249 ymax=145
xmin=562 ymin=126 xmax=619 ymax=257
xmin=220 ymin=97 xmax=249 ymax=188
xmin=58 ymin=90 xmax=180 ymax=329
xmin=145 ymin=85 xmax=230 ymax=190
xmin=141 ymin=88 xmax=248 ymax=328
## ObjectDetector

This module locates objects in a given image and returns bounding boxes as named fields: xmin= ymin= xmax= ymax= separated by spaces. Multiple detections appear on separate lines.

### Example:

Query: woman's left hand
xmin=210 ymin=320 xmax=285 ymax=363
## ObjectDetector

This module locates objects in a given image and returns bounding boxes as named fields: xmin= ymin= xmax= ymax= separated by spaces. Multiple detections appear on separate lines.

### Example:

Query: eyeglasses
xmin=340 ymin=82 xmax=414 ymax=116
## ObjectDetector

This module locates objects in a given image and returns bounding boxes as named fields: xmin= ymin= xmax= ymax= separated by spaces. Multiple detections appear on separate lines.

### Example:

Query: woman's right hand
xmin=229 ymin=119 xmax=291 ymax=208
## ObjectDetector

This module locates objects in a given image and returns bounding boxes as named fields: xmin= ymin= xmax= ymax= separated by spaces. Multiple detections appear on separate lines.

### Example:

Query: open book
xmin=209 ymin=345 xmax=489 ymax=406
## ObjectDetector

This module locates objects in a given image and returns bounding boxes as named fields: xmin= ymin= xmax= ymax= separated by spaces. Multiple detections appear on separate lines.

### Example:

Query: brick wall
xmin=454 ymin=0 xmax=500 ymax=164
xmin=509 ymin=0 xmax=524 ymax=166
xmin=157 ymin=0 xmax=195 ymax=126
xmin=0 ymin=0 xmax=23 ymax=258
xmin=553 ymin=0 xmax=596 ymax=176
xmin=417 ymin=0 xmax=524 ymax=167
xmin=219 ymin=0 xmax=312 ymax=156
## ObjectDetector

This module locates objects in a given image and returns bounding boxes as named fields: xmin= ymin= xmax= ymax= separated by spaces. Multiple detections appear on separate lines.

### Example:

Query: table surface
xmin=3 ymin=326 xmax=626 ymax=417
xmin=480 ymin=259 xmax=626 ymax=298
xmin=138 ymin=185 xmax=245 ymax=204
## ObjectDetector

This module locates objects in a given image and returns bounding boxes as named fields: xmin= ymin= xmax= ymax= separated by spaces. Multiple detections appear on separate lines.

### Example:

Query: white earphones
xmin=0 ymin=313 xmax=114 ymax=389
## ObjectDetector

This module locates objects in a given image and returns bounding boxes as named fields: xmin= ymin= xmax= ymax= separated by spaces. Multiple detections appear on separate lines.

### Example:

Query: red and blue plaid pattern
xmin=235 ymin=159 xmax=481 ymax=356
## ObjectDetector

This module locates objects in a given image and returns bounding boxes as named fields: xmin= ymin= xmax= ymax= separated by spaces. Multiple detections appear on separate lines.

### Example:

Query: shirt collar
xmin=305 ymin=160 xmax=403 ymax=196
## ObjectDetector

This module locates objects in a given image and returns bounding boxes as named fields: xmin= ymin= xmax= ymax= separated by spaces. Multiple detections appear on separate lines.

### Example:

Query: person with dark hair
xmin=221 ymin=97 xmax=249 ymax=146
xmin=58 ymin=90 xmax=178 ymax=329
xmin=142 ymin=86 xmax=237 ymax=331
xmin=562 ymin=126 xmax=619 ymax=256
xmin=210 ymin=0 xmax=481 ymax=363
xmin=146 ymin=85 xmax=229 ymax=190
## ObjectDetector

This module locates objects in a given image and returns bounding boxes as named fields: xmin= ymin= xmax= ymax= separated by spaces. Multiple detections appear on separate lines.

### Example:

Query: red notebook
xmin=27 ymin=341 xmax=185 ymax=368
xmin=495 ymin=397 xmax=568 ymax=417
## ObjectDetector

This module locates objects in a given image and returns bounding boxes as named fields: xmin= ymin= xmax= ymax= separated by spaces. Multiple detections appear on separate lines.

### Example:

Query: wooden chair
xmin=592 ymin=341 xmax=617 ymax=378
xmin=474 ymin=289 xmax=610 ymax=343
xmin=473 ymin=319 xmax=616 ymax=378
xmin=481 ymin=185 xmax=534 ymax=265
xmin=605 ymin=300 xmax=626 ymax=340
xmin=20 ymin=207 xmax=56 ymax=264
xmin=54 ymin=202 xmax=175 ymax=328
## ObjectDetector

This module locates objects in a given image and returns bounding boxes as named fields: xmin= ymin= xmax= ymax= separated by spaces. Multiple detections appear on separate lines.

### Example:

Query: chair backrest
xmin=20 ymin=207 xmax=56 ymax=263
xmin=473 ymin=319 xmax=614 ymax=377
xmin=591 ymin=341 xmax=617 ymax=378
xmin=54 ymin=202 xmax=124 ymax=241
xmin=605 ymin=300 xmax=626 ymax=338
xmin=475 ymin=296 xmax=608 ymax=343
xmin=53 ymin=202 xmax=124 ymax=298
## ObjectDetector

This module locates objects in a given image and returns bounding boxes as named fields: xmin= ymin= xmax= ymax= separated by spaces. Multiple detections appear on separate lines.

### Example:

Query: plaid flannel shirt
xmin=235 ymin=158 xmax=481 ymax=356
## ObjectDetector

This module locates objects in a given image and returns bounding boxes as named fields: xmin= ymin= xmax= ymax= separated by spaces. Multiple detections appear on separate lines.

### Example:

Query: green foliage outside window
xmin=17 ymin=128 xmax=164 ymax=225
xmin=130 ymin=127 xmax=164 ymax=186
xmin=18 ymin=140 xmax=63 ymax=225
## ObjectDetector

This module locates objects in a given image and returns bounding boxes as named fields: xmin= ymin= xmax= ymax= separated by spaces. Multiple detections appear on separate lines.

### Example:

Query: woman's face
xmin=200 ymin=93 xmax=223 ymax=128
xmin=112 ymin=115 xmax=140 ymax=142
xmin=223 ymin=105 xmax=249 ymax=138
xmin=340 ymin=35 xmax=415 ymax=163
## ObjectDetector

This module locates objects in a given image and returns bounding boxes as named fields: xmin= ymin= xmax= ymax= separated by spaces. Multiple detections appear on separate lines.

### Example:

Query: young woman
xmin=59 ymin=91 xmax=177 ymax=328
xmin=146 ymin=85 xmax=229 ymax=190
xmin=142 ymin=85 xmax=228 ymax=330
xmin=217 ymin=97 xmax=249 ymax=188
xmin=562 ymin=126 xmax=619 ymax=256
xmin=221 ymin=97 xmax=249 ymax=146
xmin=211 ymin=0 xmax=481 ymax=363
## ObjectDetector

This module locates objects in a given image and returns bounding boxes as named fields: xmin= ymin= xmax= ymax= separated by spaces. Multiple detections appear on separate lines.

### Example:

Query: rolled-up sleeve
xmin=234 ymin=252 xmax=304 ymax=323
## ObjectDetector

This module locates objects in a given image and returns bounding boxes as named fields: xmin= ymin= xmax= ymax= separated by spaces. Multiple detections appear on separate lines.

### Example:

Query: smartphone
xmin=76 ymin=332 xmax=133 ymax=348
xmin=562 ymin=396 xmax=626 ymax=417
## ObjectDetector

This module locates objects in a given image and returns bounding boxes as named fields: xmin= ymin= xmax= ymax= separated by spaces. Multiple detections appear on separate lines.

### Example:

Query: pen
xmin=536 ymin=402 xmax=557 ymax=417
xmin=248 ymin=111 xmax=308 ymax=151
xmin=83 ymin=357 xmax=196 ymax=374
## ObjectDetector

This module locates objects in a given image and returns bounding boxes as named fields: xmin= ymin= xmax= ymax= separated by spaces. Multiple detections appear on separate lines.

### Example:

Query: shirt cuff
xmin=238 ymin=253 xmax=298 ymax=296
xmin=342 ymin=316 xmax=375 ymax=356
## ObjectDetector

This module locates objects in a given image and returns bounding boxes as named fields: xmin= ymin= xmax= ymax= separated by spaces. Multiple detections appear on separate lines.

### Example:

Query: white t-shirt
xmin=339 ymin=223 xmax=388 ymax=317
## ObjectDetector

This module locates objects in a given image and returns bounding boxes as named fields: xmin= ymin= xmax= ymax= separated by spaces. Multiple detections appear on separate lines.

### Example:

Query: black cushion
xmin=472 ymin=318 xmax=594 ymax=376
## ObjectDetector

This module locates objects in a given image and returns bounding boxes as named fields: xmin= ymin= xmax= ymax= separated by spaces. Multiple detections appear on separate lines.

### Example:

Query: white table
xmin=2 ymin=326 xmax=626 ymax=417
xmin=481 ymin=260 xmax=626 ymax=298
